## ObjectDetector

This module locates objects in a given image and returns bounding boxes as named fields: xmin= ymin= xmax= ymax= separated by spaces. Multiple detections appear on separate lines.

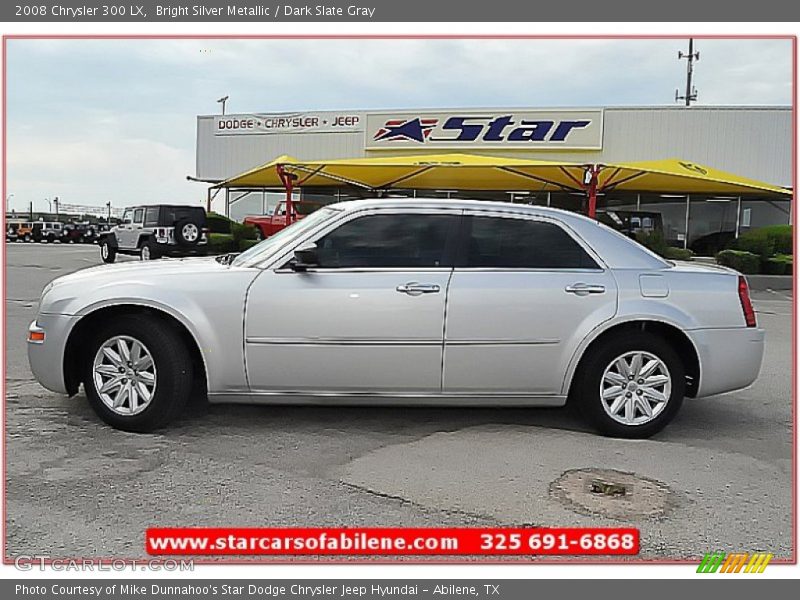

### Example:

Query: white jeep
xmin=98 ymin=205 xmax=207 ymax=263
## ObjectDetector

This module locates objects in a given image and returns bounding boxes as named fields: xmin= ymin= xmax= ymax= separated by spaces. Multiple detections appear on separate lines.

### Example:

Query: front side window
xmin=316 ymin=213 xmax=458 ymax=268
xmin=122 ymin=210 xmax=133 ymax=224
xmin=460 ymin=216 xmax=598 ymax=269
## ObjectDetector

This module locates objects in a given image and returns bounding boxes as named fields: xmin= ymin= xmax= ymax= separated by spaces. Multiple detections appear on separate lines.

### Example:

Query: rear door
xmin=443 ymin=211 xmax=618 ymax=396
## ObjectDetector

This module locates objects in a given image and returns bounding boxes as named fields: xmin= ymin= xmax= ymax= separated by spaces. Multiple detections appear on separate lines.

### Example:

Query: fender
xmin=98 ymin=231 xmax=118 ymax=249
xmin=560 ymin=307 xmax=701 ymax=396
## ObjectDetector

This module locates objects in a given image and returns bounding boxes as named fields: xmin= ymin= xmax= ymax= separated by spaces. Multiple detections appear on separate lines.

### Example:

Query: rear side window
xmin=460 ymin=216 xmax=598 ymax=269
xmin=144 ymin=207 xmax=160 ymax=227
xmin=133 ymin=208 xmax=144 ymax=224
xmin=316 ymin=213 xmax=458 ymax=268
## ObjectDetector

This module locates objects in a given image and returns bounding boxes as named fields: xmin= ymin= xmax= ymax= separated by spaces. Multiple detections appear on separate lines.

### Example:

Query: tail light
xmin=738 ymin=275 xmax=757 ymax=328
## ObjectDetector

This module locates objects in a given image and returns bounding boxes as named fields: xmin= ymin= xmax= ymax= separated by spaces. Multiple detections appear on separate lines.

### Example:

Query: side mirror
xmin=291 ymin=243 xmax=319 ymax=271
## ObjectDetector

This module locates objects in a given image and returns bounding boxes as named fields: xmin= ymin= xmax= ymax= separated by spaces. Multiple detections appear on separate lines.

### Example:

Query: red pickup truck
xmin=244 ymin=201 xmax=324 ymax=240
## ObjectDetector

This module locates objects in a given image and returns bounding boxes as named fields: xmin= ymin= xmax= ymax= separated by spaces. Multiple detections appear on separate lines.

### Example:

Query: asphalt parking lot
xmin=4 ymin=243 xmax=794 ymax=561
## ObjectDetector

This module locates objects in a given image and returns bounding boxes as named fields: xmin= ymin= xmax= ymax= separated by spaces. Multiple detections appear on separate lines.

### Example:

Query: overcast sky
xmin=5 ymin=38 xmax=793 ymax=212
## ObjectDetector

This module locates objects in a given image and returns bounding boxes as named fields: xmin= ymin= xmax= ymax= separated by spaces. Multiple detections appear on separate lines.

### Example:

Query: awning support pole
xmin=684 ymin=195 xmax=691 ymax=250
xmin=586 ymin=165 xmax=600 ymax=219
xmin=276 ymin=165 xmax=297 ymax=224
xmin=735 ymin=196 xmax=742 ymax=238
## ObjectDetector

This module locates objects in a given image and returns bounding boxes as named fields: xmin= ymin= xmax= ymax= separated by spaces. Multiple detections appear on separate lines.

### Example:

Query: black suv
xmin=98 ymin=205 xmax=207 ymax=263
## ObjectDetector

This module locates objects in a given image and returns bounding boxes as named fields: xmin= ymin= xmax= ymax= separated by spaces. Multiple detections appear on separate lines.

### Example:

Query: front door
xmin=244 ymin=209 xmax=460 ymax=394
xmin=443 ymin=212 xmax=618 ymax=396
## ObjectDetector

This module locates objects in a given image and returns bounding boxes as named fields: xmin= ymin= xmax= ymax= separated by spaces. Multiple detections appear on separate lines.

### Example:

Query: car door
xmin=443 ymin=211 xmax=618 ymax=396
xmin=115 ymin=209 xmax=135 ymax=248
xmin=244 ymin=208 xmax=460 ymax=394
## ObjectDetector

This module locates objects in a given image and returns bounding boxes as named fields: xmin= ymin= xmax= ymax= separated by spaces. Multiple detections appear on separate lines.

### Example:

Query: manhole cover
xmin=550 ymin=468 xmax=675 ymax=520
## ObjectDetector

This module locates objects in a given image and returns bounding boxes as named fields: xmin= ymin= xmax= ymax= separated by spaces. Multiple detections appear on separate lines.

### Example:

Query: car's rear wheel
xmin=140 ymin=240 xmax=159 ymax=261
xmin=574 ymin=331 xmax=685 ymax=438
xmin=100 ymin=239 xmax=116 ymax=263
xmin=83 ymin=315 xmax=193 ymax=432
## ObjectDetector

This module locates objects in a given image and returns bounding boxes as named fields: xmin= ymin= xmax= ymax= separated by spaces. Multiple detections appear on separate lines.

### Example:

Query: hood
xmin=49 ymin=256 xmax=231 ymax=288
xmin=39 ymin=256 xmax=259 ymax=315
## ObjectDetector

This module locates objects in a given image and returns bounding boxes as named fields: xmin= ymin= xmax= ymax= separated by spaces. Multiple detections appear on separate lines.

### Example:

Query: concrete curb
xmin=745 ymin=274 xmax=793 ymax=291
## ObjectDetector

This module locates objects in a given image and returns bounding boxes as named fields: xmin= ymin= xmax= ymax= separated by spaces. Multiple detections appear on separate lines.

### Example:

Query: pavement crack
xmin=339 ymin=480 xmax=502 ymax=525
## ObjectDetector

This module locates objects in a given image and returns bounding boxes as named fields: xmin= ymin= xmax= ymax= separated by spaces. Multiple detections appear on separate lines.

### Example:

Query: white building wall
xmin=196 ymin=106 xmax=792 ymax=187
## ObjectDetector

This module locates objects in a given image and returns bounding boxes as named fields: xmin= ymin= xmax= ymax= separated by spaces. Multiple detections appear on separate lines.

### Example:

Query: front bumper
xmin=27 ymin=314 xmax=79 ymax=394
xmin=688 ymin=327 xmax=766 ymax=398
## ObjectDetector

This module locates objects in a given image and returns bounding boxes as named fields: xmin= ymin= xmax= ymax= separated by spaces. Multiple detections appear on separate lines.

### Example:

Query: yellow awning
xmin=218 ymin=153 xmax=791 ymax=198
xmin=598 ymin=158 xmax=790 ymax=197
xmin=219 ymin=153 xmax=588 ymax=192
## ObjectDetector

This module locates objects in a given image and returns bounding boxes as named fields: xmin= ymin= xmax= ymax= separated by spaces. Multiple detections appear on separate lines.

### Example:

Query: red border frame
xmin=1 ymin=33 xmax=796 ymax=567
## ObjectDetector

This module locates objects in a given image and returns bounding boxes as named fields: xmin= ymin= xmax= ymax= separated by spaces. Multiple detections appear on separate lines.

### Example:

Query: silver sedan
xmin=27 ymin=199 xmax=765 ymax=437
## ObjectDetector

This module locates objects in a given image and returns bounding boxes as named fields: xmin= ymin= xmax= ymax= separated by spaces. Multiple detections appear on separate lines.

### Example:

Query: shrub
xmin=764 ymin=253 xmax=793 ymax=275
xmin=715 ymin=249 xmax=761 ymax=274
xmin=231 ymin=221 xmax=258 ymax=243
xmin=207 ymin=212 xmax=233 ymax=234
xmin=207 ymin=233 xmax=236 ymax=254
xmin=635 ymin=230 xmax=669 ymax=256
xmin=664 ymin=247 xmax=694 ymax=261
xmin=733 ymin=225 xmax=792 ymax=258
xmin=239 ymin=238 xmax=260 ymax=251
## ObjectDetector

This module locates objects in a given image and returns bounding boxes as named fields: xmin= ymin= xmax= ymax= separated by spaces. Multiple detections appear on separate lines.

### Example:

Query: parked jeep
xmin=32 ymin=221 xmax=64 ymax=243
xmin=98 ymin=204 xmax=207 ymax=263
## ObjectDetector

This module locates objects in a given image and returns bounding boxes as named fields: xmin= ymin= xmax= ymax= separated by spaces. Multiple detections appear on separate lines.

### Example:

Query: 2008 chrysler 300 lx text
xmin=27 ymin=200 xmax=765 ymax=438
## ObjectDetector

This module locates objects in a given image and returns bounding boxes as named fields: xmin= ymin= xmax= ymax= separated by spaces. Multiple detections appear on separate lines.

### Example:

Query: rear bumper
xmin=27 ymin=314 xmax=78 ymax=394
xmin=688 ymin=327 xmax=765 ymax=397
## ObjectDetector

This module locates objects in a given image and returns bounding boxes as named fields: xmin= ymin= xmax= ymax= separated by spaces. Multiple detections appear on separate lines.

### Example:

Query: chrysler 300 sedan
xmin=28 ymin=199 xmax=765 ymax=437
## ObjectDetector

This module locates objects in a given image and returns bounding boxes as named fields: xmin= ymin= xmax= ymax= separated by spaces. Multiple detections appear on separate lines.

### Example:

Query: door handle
xmin=565 ymin=283 xmax=606 ymax=296
xmin=396 ymin=282 xmax=441 ymax=296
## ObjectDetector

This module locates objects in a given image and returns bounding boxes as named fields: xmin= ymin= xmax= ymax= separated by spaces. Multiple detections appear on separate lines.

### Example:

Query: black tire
xmin=573 ymin=331 xmax=685 ymax=439
xmin=100 ymin=239 xmax=117 ymax=263
xmin=82 ymin=314 xmax=193 ymax=432
xmin=139 ymin=240 xmax=160 ymax=261
xmin=175 ymin=218 xmax=201 ymax=246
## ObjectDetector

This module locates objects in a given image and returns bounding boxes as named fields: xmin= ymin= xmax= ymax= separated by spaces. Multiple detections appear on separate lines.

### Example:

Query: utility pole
xmin=675 ymin=38 xmax=700 ymax=106
xmin=217 ymin=95 xmax=229 ymax=115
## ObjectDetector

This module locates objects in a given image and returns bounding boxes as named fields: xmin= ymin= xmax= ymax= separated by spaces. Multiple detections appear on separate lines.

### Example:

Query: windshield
xmin=232 ymin=206 xmax=341 ymax=268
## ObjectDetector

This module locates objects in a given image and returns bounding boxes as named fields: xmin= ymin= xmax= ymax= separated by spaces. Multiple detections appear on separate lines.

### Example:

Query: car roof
xmin=330 ymin=197 xmax=598 ymax=225
xmin=133 ymin=204 xmax=205 ymax=210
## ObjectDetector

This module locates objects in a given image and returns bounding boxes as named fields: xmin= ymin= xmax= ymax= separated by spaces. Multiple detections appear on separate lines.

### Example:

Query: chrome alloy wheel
xmin=599 ymin=351 xmax=671 ymax=426
xmin=140 ymin=244 xmax=151 ymax=260
xmin=92 ymin=335 xmax=157 ymax=416
xmin=181 ymin=223 xmax=199 ymax=242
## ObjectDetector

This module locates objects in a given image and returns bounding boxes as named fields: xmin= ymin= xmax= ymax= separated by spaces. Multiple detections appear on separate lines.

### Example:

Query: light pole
xmin=5 ymin=193 xmax=14 ymax=213
xmin=44 ymin=198 xmax=52 ymax=213
xmin=106 ymin=201 xmax=111 ymax=221
xmin=217 ymin=95 xmax=229 ymax=115
xmin=53 ymin=196 xmax=59 ymax=217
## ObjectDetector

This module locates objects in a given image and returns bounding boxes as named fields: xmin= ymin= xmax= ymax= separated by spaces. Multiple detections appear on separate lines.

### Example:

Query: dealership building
xmin=194 ymin=106 xmax=792 ymax=252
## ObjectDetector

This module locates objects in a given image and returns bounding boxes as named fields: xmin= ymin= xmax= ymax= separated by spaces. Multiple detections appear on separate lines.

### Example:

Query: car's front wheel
xmin=83 ymin=314 xmax=193 ymax=432
xmin=100 ymin=239 xmax=116 ymax=263
xmin=574 ymin=331 xmax=685 ymax=438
